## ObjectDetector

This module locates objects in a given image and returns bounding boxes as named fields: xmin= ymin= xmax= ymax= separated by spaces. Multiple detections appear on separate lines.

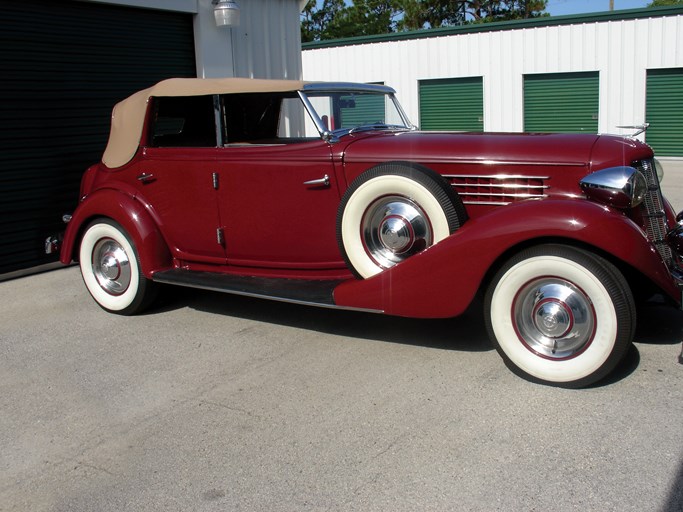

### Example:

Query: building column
xmin=193 ymin=0 xmax=236 ymax=78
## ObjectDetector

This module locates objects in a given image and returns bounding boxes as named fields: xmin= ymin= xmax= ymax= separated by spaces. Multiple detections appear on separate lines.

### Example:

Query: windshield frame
xmin=298 ymin=83 xmax=414 ymax=141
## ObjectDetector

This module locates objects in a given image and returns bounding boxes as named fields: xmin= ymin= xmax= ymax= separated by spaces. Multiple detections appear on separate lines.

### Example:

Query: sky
xmin=545 ymin=0 xmax=650 ymax=16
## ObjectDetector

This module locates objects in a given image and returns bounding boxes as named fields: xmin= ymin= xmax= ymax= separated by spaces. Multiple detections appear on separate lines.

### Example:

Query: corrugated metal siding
xmin=302 ymin=14 xmax=683 ymax=141
xmin=419 ymin=77 xmax=484 ymax=131
xmin=646 ymin=68 xmax=683 ymax=156
xmin=524 ymin=72 xmax=599 ymax=133
xmin=232 ymin=0 xmax=303 ymax=79
xmin=0 ymin=0 xmax=196 ymax=276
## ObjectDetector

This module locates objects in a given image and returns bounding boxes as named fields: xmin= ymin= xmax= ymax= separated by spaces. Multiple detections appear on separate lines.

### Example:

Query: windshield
xmin=302 ymin=90 xmax=412 ymax=136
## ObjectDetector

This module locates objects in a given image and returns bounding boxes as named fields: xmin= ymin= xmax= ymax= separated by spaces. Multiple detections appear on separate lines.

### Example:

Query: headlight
xmin=579 ymin=166 xmax=648 ymax=209
xmin=654 ymin=158 xmax=665 ymax=184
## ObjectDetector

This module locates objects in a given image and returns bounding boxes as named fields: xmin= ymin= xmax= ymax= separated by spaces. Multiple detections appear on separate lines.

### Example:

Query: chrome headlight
xmin=579 ymin=166 xmax=648 ymax=209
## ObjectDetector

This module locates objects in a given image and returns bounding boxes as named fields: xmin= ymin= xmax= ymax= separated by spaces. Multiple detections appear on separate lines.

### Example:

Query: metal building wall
xmin=302 ymin=12 xmax=683 ymax=141
xmin=90 ymin=0 xmax=305 ymax=80
xmin=231 ymin=0 xmax=304 ymax=79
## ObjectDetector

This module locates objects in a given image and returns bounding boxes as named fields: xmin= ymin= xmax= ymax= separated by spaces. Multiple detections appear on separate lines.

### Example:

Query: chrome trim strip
xmin=463 ymin=200 xmax=512 ymax=206
xmin=444 ymin=174 xmax=551 ymax=180
xmin=458 ymin=192 xmax=547 ymax=199
xmin=391 ymin=94 xmax=415 ymax=129
xmin=455 ymin=183 xmax=549 ymax=190
xmin=303 ymin=82 xmax=396 ymax=94
xmin=448 ymin=174 xmax=549 ymax=204
xmin=297 ymin=90 xmax=327 ymax=139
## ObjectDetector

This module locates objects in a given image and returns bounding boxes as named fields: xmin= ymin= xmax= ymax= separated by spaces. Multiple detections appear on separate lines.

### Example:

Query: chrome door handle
xmin=137 ymin=172 xmax=155 ymax=183
xmin=303 ymin=174 xmax=330 ymax=187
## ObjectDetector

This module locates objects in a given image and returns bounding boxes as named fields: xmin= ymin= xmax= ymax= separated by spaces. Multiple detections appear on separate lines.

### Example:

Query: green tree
xmin=301 ymin=0 xmax=403 ymax=41
xmin=301 ymin=0 xmax=549 ymax=42
xmin=301 ymin=0 xmax=346 ymax=42
xmin=401 ymin=0 xmax=548 ymax=30
xmin=647 ymin=0 xmax=683 ymax=5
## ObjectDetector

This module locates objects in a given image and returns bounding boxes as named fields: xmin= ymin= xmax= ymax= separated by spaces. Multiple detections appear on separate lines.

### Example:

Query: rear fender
xmin=334 ymin=199 xmax=676 ymax=318
xmin=60 ymin=189 xmax=171 ymax=278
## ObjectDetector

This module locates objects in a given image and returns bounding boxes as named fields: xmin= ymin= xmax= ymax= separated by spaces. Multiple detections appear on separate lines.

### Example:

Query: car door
xmin=215 ymin=141 xmax=344 ymax=271
xmin=135 ymin=95 xmax=226 ymax=264
xmin=214 ymin=92 xmax=344 ymax=271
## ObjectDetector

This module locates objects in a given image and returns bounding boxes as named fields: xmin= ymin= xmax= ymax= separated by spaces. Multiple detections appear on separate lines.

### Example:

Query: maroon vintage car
xmin=49 ymin=78 xmax=683 ymax=387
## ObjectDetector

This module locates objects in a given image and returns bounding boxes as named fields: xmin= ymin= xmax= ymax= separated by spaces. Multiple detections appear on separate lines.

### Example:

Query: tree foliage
xmin=301 ymin=0 xmax=549 ymax=42
xmin=401 ymin=0 xmax=548 ymax=30
xmin=302 ymin=0 xmax=403 ymax=42
xmin=647 ymin=0 xmax=683 ymax=5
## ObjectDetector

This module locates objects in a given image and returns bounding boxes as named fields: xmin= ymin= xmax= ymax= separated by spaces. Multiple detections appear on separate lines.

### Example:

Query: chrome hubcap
xmin=513 ymin=279 xmax=595 ymax=359
xmin=91 ymin=238 xmax=131 ymax=296
xmin=362 ymin=196 xmax=432 ymax=269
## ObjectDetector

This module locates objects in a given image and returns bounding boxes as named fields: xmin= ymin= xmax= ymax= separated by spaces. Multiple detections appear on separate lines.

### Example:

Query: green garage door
xmin=419 ymin=77 xmax=484 ymax=131
xmin=646 ymin=68 xmax=683 ymax=157
xmin=339 ymin=83 xmax=386 ymax=128
xmin=0 ymin=0 xmax=196 ymax=277
xmin=524 ymin=72 xmax=599 ymax=133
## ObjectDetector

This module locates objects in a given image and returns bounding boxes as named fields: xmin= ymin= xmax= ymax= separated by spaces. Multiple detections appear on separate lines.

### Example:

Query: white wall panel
xmin=231 ymin=0 xmax=302 ymax=79
xmin=303 ymin=14 xmax=683 ymax=139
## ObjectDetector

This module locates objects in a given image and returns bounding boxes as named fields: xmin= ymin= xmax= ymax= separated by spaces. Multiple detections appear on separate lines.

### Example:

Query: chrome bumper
xmin=45 ymin=234 xmax=62 ymax=255
xmin=44 ymin=214 xmax=71 ymax=255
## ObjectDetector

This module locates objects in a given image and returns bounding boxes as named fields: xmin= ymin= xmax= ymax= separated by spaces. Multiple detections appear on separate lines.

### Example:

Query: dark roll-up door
xmin=0 ymin=0 xmax=196 ymax=277
xmin=419 ymin=77 xmax=484 ymax=132
xmin=646 ymin=68 xmax=683 ymax=157
xmin=524 ymin=72 xmax=599 ymax=133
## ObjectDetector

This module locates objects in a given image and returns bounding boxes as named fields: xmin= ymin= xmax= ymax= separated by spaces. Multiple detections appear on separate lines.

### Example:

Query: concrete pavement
xmin=661 ymin=158 xmax=683 ymax=212
xmin=1 ymin=266 xmax=682 ymax=511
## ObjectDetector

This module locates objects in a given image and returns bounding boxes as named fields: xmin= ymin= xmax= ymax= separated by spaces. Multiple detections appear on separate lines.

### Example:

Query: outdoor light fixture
xmin=212 ymin=0 xmax=240 ymax=27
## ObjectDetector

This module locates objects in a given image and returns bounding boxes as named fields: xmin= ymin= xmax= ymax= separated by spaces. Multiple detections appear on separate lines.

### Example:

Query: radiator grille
xmin=636 ymin=159 xmax=672 ymax=264
xmin=446 ymin=174 xmax=549 ymax=206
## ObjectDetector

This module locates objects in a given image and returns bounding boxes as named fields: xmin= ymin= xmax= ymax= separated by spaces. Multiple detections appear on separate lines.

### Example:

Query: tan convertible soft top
xmin=102 ymin=77 xmax=308 ymax=168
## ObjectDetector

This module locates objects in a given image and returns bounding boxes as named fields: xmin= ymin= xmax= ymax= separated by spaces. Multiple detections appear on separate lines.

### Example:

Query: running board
xmin=152 ymin=269 xmax=383 ymax=313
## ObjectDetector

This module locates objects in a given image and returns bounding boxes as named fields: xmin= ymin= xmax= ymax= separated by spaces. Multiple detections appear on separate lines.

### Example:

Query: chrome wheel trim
xmin=361 ymin=195 xmax=432 ymax=269
xmin=513 ymin=278 xmax=596 ymax=360
xmin=91 ymin=237 xmax=132 ymax=296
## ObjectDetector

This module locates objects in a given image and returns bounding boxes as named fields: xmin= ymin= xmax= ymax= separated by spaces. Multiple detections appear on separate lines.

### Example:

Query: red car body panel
xmin=334 ymin=198 xmax=676 ymax=318
xmin=59 ymin=88 xmax=679 ymax=319
xmin=60 ymin=187 xmax=172 ymax=275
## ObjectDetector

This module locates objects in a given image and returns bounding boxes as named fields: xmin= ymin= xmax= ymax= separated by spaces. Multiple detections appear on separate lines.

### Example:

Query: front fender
xmin=60 ymin=188 xmax=172 ymax=278
xmin=334 ymin=199 xmax=677 ymax=318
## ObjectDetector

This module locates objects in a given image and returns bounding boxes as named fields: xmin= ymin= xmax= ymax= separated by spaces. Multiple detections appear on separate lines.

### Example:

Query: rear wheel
xmin=79 ymin=219 xmax=157 ymax=315
xmin=484 ymin=244 xmax=635 ymax=388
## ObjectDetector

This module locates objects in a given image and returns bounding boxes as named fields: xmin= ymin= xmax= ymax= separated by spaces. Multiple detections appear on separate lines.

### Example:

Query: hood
xmin=340 ymin=131 xmax=650 ymax=168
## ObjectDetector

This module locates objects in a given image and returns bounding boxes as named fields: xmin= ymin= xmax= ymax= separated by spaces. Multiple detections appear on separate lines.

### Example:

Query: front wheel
xmin=79 ymin=219 xmax=158 ymax=315
xmin=484 ymin=245 xmax=635 ymax=388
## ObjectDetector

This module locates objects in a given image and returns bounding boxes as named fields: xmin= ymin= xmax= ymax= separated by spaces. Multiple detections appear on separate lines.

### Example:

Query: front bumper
xmin=44 ymin=214 xmax=71 ymax=255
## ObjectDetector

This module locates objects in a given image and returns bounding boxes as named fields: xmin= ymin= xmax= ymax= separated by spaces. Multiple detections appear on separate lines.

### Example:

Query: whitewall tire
xmin=485 ymin=245 xmax=635 ymax=388
xmin=79 ymin=219 xmax=157 ymax=315
xmin=337 ymin=163 xmax=467 ymax=279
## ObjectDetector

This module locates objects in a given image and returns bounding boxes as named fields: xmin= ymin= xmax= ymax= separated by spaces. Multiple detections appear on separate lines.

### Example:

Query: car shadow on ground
xmin=151 ymin=287 xmax=683 ymax=387
xmin=635 ymin=301 xmax=683 ymax=346
xmin=153 ymin=285 xmax=493 ymax=353
xmin=601 ymin=302 xmax=683 ymax=386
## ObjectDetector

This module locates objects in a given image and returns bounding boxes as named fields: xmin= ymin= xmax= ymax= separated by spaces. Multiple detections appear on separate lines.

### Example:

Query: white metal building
xmin=302 ymin=6 xmax=683 ymax=157
xmin=1 ymin=0 xmax=304 ymax=276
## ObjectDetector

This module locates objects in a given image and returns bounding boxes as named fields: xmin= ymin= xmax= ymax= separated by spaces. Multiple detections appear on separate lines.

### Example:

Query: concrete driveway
xmin=1 ymin=265 xmax=682 ymax=511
